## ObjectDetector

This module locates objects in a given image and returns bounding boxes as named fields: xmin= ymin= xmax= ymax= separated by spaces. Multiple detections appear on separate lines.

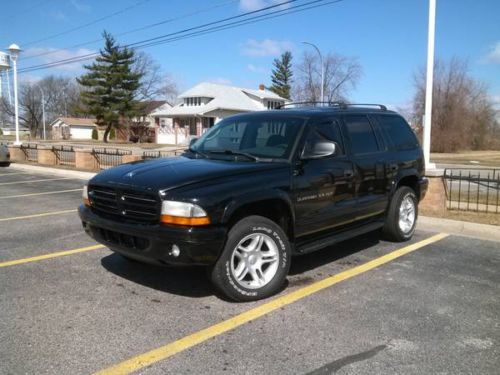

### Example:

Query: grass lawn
xmin=431 ymin=150 xmax=500 ymax=167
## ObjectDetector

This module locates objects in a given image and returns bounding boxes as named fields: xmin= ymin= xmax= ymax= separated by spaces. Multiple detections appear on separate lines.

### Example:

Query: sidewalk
xmin=417 ymin=215 xmax=500 ymax=243
xmin=9 ymin=163 xmax=96 ymax=180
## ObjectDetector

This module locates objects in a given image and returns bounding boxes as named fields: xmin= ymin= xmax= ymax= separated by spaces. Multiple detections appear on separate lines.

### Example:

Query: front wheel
xmin=210 ymin=215 xmax=291 ymax=302
xmin=382 ymin=186 xmax=418 ymax=242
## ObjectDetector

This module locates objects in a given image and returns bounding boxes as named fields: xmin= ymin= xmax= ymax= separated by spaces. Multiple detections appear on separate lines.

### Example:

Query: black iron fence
xmin=142 ymin=149 xmax=184 ymax=160
xmin=20 ymin=143 xmax=38 ymax=162
xmin=444 ymin=168 xmax=500 ymax=213
xmin=92 ymin=148 xmax=132 ymax=170
xmin=52 ymin=145 xmax=75 ymax=166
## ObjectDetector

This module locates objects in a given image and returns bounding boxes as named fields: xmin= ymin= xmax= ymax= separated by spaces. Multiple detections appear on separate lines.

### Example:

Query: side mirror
xmin=301 ymin=141 xmax=338 ymax=160
xmin=189 ymin=137 xmax=198 ymax=147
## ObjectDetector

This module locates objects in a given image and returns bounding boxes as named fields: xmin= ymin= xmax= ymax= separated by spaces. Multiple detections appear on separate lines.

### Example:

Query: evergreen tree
xmin=269 ymin=51 xmax=293 ymax=99
xmin=77 ymin=32 xmax=142 ymax=143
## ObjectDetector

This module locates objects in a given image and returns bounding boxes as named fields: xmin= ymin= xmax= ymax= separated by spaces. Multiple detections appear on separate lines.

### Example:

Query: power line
xmin=22 ymin=0 xmax=239 ymax=61
xmin=19 ymin=0 xmax=301 ymax=72
xmin=22 ymin=0 xmax=153 ymax=47
xmin=19 ymin=0 xmax=344 ymax=74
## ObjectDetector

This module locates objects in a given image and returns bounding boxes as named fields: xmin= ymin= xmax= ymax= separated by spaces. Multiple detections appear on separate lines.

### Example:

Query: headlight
xmin=160 ymin=200 xmax=210 ymax=226
xmin=82 ymin=185 xmax=90 ymax=206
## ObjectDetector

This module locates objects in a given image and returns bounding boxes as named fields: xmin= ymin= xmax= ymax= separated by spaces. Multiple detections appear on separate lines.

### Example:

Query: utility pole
xmin=38 ymin=86 xmax=46 ymax=140
xmin=8 ymin=44 xmax=21 ymax=145
xmin=423 ymin=0 xmax=436 ymax=170
xmin=302 ymin=41 xmax=324 ymax=105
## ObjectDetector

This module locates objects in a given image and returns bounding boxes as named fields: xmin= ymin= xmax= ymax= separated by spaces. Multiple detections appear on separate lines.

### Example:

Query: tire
xmin=382 ymin=186 xmax=418 ymax=242
xmin=0 ymin=162 xmax=10 ymax=167
xmin=210 ymin=215 xmax=291 ymax=302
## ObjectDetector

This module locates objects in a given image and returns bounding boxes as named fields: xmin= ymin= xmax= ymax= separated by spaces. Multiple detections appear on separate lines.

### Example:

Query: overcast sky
xmin=1 ymin=0 xmax=499 ymax=108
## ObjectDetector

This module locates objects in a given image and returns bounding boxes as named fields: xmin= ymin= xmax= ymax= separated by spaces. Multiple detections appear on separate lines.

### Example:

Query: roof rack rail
xmin=344 ymin=103 xmax=387 ymax=111
xmin=277 ymin=101 xmax=347 ymax=109
xmin=277 ymin=101 xmax=387 ymax=111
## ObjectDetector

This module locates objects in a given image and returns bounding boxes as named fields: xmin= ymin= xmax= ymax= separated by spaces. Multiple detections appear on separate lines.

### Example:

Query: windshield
xmin=190 ymin=116 xmax=304 ymax=160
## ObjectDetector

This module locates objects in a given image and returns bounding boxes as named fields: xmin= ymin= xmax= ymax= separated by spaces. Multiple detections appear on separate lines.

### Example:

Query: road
xmin=0 ymin=166 xmax=499 ymax=374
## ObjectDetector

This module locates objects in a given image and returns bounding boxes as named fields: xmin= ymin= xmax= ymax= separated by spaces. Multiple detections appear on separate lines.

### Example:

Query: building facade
xmin=153 ymin=82 xmax=287 ymax=145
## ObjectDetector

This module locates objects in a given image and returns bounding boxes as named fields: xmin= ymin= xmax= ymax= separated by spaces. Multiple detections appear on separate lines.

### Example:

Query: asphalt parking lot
xmin=0 ymin=166 xmax=499 ymax=375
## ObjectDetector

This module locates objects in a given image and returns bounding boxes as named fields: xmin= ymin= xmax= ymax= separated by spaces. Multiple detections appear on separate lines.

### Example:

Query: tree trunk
xmin=103 ymin=123 xmax=112 ymax=143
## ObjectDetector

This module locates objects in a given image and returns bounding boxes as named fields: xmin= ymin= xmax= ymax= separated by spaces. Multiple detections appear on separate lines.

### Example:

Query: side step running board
xmin=296 ymin=222 xmax=384 ymax=254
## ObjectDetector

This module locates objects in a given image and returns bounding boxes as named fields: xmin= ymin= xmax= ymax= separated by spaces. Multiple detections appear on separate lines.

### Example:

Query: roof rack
xmin=277 ymin=101 xmax=387 ymax=111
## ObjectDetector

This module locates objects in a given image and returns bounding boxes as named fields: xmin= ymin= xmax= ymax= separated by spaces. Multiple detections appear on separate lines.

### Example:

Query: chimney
xmin=259 ymin=84 xmax=265 ymax=91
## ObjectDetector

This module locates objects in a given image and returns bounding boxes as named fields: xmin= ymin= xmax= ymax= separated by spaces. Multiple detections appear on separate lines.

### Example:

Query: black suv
xmin=79 ymin=103 xmax=428 ymax=301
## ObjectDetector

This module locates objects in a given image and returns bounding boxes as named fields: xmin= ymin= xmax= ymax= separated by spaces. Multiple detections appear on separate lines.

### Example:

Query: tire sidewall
xmin=396 ymin=189 xmax=418 ymax=240
xmin=213 ymin=216 xmax=291 ymax=301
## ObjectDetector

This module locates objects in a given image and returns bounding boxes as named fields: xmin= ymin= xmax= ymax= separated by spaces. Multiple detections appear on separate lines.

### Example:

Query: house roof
xmin=155 ymin=82 xmax=286 ymax=117
xmin=51 ymin=117 xmax=97 ymax=127
xmin=139 ymin=100 xmax=171 ymax=115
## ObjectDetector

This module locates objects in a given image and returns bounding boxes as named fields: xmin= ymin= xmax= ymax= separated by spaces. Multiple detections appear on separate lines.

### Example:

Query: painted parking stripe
xmin=95 ymin=233 xmax=449 ymax=375
xmin=0 ymin=188 xmax=82 ymax=199
xmin=0 ymin=209 xmax=76 ymax=222
xmin=0 ymin=244 xmax=106 ymax=268
xmin=0 ymin=177 xmax=75 ymax=186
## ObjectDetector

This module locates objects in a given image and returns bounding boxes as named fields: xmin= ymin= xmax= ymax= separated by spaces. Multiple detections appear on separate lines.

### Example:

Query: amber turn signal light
xmin=160 ymin=215 xmax=210 ymax=226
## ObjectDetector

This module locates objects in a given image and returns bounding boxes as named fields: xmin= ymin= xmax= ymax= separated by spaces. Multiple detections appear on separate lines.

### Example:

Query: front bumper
xmin=78 ymin=205 xmax=227 ymax=266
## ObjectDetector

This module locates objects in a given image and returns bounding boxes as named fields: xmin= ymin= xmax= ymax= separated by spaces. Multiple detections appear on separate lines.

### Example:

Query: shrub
xmin=91 ymin=128 xmax=98 ymax=140
xmin=109 ymin=128 xmax=115 ymax=140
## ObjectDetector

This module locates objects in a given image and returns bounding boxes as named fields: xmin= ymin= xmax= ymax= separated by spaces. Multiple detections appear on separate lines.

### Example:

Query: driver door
xmin=293 ymin=119 xmax=357 ymax=238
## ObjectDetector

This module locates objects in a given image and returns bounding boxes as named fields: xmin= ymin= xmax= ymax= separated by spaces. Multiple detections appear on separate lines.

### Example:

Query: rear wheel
xmin=210 ymin=215 xmax=291 ymax=302
xmin=382 ymin=186 xmax=418 ymax=242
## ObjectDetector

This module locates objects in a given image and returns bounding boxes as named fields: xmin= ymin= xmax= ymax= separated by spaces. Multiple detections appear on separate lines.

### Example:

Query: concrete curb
xmin=9 ymin=163 xmax=96 ymax=181
xmin=418 ymin=215 xmax=500 ymax=243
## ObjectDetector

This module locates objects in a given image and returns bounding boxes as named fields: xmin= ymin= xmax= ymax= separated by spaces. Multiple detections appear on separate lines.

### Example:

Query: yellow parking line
xmin=0 ymin=244 xmax=106 ymax=268
xmin=0 ymin=209 xmax=77 ymax=222
xmin=0 ymin=177 xmax=74 ymax=186
xmin=95 ymin=233 xmax=449 ymax=375
xmin=0 ymin=188 xmax=82 ymax=199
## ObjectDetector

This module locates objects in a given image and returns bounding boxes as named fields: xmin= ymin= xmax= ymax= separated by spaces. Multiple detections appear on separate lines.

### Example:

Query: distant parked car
xmin=0 ymin=144 xmax=10 ymax=167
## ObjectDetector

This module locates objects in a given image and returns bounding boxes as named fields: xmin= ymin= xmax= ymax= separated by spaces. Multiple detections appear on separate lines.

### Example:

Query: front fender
xmin=221 ymin=189 xmax=295 ymax=225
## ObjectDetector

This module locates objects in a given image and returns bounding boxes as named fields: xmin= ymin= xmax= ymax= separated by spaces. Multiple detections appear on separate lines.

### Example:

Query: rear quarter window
xmin=375 ymin=115 xmax=419 ymax=151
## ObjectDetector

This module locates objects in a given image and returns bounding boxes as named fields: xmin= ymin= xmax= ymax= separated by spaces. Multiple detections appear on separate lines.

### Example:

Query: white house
xmin=152 ymin=82 xmax=287 ymax=145
xmin=51 ymin=117 xmax=97 ymax=140
xmin=130 ymin=100 xmax=173 ymax=143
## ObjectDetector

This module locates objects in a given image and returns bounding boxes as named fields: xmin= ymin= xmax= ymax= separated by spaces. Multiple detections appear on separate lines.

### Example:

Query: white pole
xmin=6 ymin=69 xmax=12 ymax=105
xmin=12 ymin=57 xmax=20 ymax=145
xmin=423 ymin=0 xmax=436 ymax=170
xmin=39 ymin=86 xmax=46 ymax=140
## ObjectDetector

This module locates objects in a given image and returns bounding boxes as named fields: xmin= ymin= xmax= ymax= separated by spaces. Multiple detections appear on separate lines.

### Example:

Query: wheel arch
xmin=222 ymin=191 xmax=295 ymax=240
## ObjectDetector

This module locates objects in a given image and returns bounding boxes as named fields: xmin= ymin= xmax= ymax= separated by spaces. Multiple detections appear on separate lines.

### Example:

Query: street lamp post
xmin=8 ymin=44 xmax=21 ymax=145
xmin=38 ymin=86 xmax=46 ymax=140
xmin=423 ymin=0 xmax=436 ymax=170
xmin=302 ymin=41 xmax=324 ymax=104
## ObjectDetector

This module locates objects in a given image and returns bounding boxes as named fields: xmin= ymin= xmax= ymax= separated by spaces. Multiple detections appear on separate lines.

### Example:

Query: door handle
xmin=389 ymin=163 xmax=398 ymax=171
xmin=344 ymin=169 xmax=354 ymax=178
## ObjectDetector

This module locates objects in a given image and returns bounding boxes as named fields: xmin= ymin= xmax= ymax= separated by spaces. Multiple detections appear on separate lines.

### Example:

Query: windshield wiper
xmin=207 ymin=149 xmax=260 ymax=161
xmin=187 ymin=147 xmax=208 ymax=158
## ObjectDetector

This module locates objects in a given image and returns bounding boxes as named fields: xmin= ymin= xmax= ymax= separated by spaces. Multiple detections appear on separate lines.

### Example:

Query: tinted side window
xmin=344 ymin=115 xmax=379 ymax=154
xmin=376 ymin=115 xmax=419 ymax=150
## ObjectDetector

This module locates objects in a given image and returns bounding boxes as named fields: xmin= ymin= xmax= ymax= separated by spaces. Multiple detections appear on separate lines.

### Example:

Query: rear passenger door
xmin=342 ymin=115 xmax=389 ymax=219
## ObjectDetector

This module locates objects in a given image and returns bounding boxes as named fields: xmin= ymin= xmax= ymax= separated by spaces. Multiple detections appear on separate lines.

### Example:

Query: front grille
xmin=88 ymin=185 xmax=160 ymax=223
xmin=92 ymin=226 xmax=149 ymax=251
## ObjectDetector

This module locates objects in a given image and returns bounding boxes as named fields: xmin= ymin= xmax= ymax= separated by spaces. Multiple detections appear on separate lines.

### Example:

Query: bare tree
xmin=292 ymin=51 xmax=362 ymax=103
xmin=413 ymin=58 xmax=499 ymax=152
xmin=0 ymin=76 xmax=82 ymax=138
xmin=133 ymin=52 xmax=178 ymax=103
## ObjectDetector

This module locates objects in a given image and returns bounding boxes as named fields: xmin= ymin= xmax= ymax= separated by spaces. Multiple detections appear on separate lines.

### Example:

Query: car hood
xmin=90 ymin=156 xmax=289 ymax=193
